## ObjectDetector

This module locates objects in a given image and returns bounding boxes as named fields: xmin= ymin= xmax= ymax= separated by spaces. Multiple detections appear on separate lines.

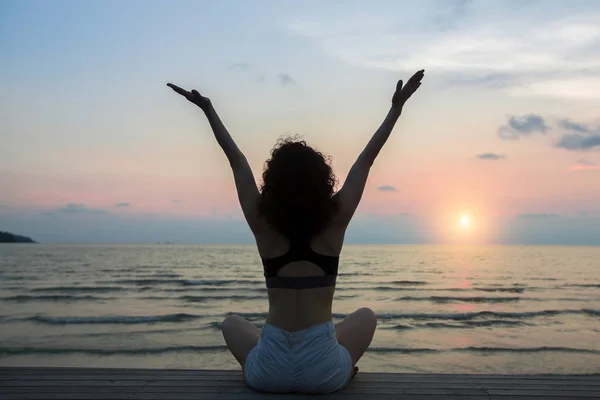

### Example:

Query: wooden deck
xmin=1 ymin=367 xmax=599 ymax=399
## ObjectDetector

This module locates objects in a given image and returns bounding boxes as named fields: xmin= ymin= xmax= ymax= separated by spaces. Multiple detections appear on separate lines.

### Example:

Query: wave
xmin=338 ymin=285 xmax=527 ymax=293
xmin=111 ymin=278 xmax=187 ymax=285
xmin=3 ymin=345 xmax=595 ymax=357
xmin=182 ymin=279 xmax=262 ymax=286
xmin=162 ymin=287 xmax=268 ymax=293
xmin=15 ymin=308 xmax=598 ymax=327
xmin=334 ymin=309 xmax=599 ymax=321
xmin=457 ymin=347 xmax=600 ymax=354
xmin=1 ymin=276 xmax=28 ymax=281
xmin=385 ymin=324 xmax=414 ymax=331
xmin=367 ymin=347 xmax=600 ymax=354
xmin=383 ymin=320 xmax=529 ymax=330
xmin=2 ymin=295 xmax=112 ymax=302
xmin=95 ymin=278 xmax=263 ymax=287
xmin=224 ymin=312 xmax=269 ymax=320
xmin=474 ymin=287 xmax=526 ymax=293
xmin=30 ymin=286 xmax=124 ymax=293
xmin=141 ymin=273 xmax=181 ymax=278
xmin=178 ymin=295 xmax=265 ymax=302
xmin=28 ymin=313 xmax=201 ymax=325
xmin=0 ymin=345 xmax=227 ymax=356
xmin=389 ymin=280 xmax=428 ymax=285
xmin=368 ymin=347 xmax=437 ymax=354
xmin=563 ymin=284 xmax=600 ymax=288
xmin=395 ymin=296 xmax=521 ymax=303
xmin=417 ymin=320 xmax=528 ymax=329
xmin=58 ymin=327 xmax=194 ymax=338
xmin=344 ymin=286 xmax=425 ymax=292
xmin=207 ymin=321 xmax=265 ymax=330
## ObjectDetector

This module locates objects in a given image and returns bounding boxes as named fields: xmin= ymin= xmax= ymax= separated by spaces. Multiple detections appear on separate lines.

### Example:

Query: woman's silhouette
xmin=167 ymin=69 xmax=424 ymax=393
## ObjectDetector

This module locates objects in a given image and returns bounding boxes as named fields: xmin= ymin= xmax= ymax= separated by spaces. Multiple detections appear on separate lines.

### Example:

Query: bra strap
xmin=266 ymin=275 xmax=337 ymax=289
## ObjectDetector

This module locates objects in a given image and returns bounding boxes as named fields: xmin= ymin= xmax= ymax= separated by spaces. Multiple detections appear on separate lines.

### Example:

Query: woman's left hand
xmin=167 ymin=83 xmax=212 ymax=112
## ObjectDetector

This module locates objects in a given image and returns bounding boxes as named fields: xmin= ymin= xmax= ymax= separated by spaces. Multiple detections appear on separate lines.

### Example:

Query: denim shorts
xmin=244 ymin=320 xmax=353 ymax=393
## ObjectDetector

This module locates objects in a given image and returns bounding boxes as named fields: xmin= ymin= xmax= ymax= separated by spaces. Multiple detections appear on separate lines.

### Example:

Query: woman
xmin=167 ymin=69 xmax=424 ymax=393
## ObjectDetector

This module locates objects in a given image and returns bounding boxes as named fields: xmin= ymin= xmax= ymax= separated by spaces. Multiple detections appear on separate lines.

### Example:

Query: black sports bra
xmin=261 ymin=237 xmax=339 ymax=289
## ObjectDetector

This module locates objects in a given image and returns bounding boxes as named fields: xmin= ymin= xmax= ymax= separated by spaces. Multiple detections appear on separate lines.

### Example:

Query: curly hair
xmin=258 ymin=136 xmax=338 ymax=239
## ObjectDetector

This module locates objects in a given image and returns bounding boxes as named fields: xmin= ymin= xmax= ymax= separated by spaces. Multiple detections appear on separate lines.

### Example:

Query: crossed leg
xmin=221 ymin=315 xmax=261 ymax=374
xmin=335 ymin=307 xmax=377 ymax=377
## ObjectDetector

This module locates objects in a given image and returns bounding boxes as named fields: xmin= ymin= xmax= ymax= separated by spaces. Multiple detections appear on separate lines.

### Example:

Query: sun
xmin=458 ymin=213 xmax=472 ymax=229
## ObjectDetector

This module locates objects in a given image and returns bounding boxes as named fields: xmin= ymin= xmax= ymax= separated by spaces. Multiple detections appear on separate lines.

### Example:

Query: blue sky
xmin=2 ymin=0 xmax=600 ymax=244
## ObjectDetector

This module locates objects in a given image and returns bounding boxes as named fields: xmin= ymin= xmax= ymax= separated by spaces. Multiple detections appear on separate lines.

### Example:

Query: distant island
xmin=0 ymin=231 xmax=36 ymax=243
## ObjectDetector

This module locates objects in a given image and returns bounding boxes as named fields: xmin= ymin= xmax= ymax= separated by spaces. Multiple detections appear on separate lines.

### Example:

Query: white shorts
xmin=244 ymin=320 xmax=353 ymax=393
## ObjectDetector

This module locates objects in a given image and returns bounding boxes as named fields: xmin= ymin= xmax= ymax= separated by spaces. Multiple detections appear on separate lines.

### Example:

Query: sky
xmin=1 ymin=0 xmax=600 ymax=244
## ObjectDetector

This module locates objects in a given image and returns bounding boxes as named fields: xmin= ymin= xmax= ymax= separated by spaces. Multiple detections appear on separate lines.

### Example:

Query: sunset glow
xmin=459 ymin=214 xmax=472 ymax=229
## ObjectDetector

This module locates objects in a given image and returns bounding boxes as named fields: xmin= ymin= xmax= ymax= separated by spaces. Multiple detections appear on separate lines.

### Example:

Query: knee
xmin=357 ymin=307 xmax=377 ymax=328
xmin=221 ymin=314 xmax=241 ymax=332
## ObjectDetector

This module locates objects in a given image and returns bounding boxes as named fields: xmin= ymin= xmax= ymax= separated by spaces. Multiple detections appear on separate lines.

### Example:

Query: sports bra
xmin=261 ymin=237 xmax=339 ymax=289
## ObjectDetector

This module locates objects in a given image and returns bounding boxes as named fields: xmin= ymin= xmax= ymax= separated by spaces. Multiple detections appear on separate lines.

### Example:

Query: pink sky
xmin=2 ymin=1 xmax=600 ymax=244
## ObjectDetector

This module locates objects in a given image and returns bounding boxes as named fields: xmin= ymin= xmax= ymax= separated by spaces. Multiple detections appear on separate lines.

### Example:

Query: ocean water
xmin=0 ymin=244 xmax=599 ymax=374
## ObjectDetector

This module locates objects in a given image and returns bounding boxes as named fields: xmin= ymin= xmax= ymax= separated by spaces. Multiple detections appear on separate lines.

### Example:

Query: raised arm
xmin=167 ymin=83 xmax=263 ymax=232
xmin=333 ymin=70 xmax=424 ymax=228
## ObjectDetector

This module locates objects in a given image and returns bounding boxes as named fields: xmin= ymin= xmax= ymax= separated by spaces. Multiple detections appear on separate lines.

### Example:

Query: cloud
xmin=553 ymin=118 xmax=600 ymax=150
xmin=496 ymin=115 xmax=600 ymax=150
xmin=172 ymin=200 xmax=181 ymax=204
xmin=278 ymin=73 xmax=295 ymax=86
xmin=432 ymin=0 xmax=473 ymax=31
xmin=557 ymin=134 xmax=600 ymax=150
xmin=498 ymin=114 xmax=549 ymax=140
xmin=518 ymin=213 xmax=559 ymax=219
xmin=230 ymin=64 xmax=290 ymax=85
xmin=377 ymin=185 xmax=397 ymax=192
xmin=569 ymin=159 xmax=600 ymax=171
xmin=558 ymin=119 xmax=595 ymax=134
xmin=476 ymin=153 xmax=505 ymax=160
xmin=114 ymin=203 xmax=130 ymax=207
xmin=57 ymin=203 xmax=106 ymax=215
xmin=285 ymin=2 xmax=600 ymax=98
xmin=229 ymin=62 xmax=249 ymax=70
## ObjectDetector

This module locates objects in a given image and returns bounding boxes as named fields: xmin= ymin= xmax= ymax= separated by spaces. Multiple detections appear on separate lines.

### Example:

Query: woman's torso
xmin=255 ymin=227 xmax=344 ymax=332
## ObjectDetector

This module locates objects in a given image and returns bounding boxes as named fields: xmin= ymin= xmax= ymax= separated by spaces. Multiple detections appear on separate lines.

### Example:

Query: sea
xmin=0 ymin=244 xmax=599 ymax=374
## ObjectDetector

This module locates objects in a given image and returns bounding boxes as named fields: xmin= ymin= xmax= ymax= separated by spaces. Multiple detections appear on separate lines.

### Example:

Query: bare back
xmin=254 ymin=225 xmax=345 ymax=332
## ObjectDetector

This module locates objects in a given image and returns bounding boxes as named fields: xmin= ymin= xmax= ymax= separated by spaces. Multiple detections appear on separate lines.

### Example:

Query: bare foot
xmin=350 ymin=366 xmax=359 ymax=379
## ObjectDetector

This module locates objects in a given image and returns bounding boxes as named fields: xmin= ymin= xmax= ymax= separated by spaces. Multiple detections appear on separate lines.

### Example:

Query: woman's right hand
xmin=167 ymin=83 xmax=212 ymax=112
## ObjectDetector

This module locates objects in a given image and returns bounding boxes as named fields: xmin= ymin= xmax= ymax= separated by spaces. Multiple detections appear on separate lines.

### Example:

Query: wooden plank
xmin=0 ymin=368 xmax=239 ymax=376
xmin=0 ymin=394 xmax=307 ymax=400
xmin=486 ymin=388 xmax=600 ymax=397
xmin=2 ymin=368 xmax=598 ymax=388
xmin=353 ymin=373 xmax=600 ymax=382
xmin=0 ymin=396 xmax=582 ymax=400
xmin=1 ymin=386 xmax=490 ymax=395
xmin=1 ymin=371 xmax=597 ymax=384
xmin=2 ymin=367 xmax=600 ymax=399
xmin=0 ymin=372 xmax=600 ymax=385
xmin=316 ymin=396 xmax=572 ymax=400
xmin=2 ymin=368 xmax=598 ymax=380
xmin=3 ymin=379 xmax=599 ymax=390
xmin=6 ymin=395 xmax=589 ymax=400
